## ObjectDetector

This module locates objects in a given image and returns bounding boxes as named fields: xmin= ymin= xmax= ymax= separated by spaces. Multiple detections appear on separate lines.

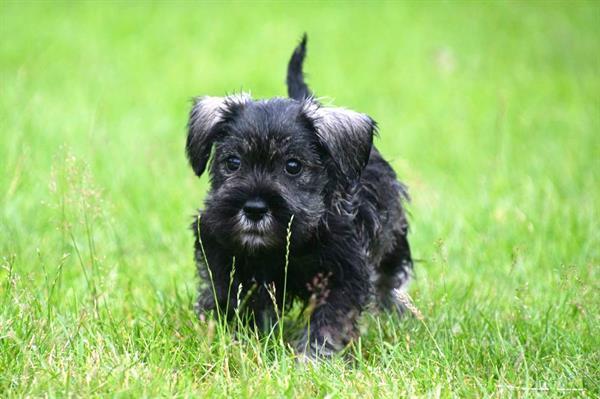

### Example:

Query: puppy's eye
xmin=225 ymin=156 xmax=241 ymax=172
xmin=285 ymin=159 xmax=302 ymax=175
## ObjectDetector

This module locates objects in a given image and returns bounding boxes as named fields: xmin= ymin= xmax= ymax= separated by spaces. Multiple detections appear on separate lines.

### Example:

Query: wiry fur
xmin=186 ymin=35 xmax=413 ymax=357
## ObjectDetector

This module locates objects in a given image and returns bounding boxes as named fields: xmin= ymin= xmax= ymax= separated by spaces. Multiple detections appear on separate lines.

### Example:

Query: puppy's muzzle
xmin=243 ymin=197 xmax=269 ymax=221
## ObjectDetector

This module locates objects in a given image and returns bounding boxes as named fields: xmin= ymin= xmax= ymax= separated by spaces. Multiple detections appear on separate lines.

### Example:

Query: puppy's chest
xmin=235 ymin=253 xmax=321 ymax=295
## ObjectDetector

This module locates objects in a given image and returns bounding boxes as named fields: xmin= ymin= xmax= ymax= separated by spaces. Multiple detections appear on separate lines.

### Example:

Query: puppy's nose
xmin=243 ymin=198 xmax=269 ymax=221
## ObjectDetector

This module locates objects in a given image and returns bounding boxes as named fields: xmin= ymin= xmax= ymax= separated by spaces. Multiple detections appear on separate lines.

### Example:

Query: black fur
xmin=186 ymin=36 xmax=413 ymax=357
xmin=287 ymin=33 xmax=311 ymax=100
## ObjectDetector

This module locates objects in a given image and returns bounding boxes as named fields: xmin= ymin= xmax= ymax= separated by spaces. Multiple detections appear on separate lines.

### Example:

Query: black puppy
xmin=187 ymin=35 xmax=412 ymax=356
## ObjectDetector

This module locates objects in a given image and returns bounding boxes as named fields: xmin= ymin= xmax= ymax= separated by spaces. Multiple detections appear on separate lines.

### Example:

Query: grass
xmin=1 ymin=1 xmax=599 ymax=397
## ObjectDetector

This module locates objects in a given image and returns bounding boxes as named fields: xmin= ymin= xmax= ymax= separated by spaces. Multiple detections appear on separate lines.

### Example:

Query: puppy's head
xmin=187 ymin=93 xmax=375 ymax=253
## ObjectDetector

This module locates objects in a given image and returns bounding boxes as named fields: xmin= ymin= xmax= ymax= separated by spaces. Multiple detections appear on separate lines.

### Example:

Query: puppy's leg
xmin=195 ymin=255 xmax=238 ymax=321
xmin=193 ymin=219 xmax=238 ymax=320
xmin=297 ymin=293 xmax=361 ymax=357
xmin=297 ymin=252 xmax=371 ymax=357
xmin=375 ymin=231 xmax=412 ymax=315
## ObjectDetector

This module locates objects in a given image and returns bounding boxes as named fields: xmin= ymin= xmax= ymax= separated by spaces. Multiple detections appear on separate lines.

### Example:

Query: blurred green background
xmin=1 ymin=1 xmax=598 ymax=397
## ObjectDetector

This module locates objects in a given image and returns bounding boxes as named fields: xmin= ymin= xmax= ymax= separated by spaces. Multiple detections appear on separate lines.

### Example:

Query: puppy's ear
xmin=303 ymin=101 xmax=376 ymax=180
xmin=186 ymin=94 xmax=250 ymax=176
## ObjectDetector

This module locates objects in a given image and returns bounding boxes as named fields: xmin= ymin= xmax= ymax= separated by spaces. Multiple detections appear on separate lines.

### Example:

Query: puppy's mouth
xmin=235 ymin=212 xmax=277 ymax=251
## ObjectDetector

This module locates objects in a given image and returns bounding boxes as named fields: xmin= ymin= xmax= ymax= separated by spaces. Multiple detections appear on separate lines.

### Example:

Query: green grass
xmin=1 ymin=1 xmax=599 ymax=397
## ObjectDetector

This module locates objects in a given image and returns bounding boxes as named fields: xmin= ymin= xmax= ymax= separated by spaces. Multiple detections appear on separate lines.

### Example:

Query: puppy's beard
xmin=235 ymin=212 xmax=277 ymax=251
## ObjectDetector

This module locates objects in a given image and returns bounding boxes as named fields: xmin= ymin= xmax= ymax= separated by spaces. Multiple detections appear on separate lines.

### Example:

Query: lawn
xmin=1 ymin=1 xmax=598 ymax=397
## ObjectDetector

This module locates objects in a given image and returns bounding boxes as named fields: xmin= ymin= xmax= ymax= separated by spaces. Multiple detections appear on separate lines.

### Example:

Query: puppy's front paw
xmin=294 ymin=328 xmax=346 ymax=361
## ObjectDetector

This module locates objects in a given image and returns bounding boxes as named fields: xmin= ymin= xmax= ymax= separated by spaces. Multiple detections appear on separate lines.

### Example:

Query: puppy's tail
xmin=287 ymin=33 xmax=312 ymax=100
